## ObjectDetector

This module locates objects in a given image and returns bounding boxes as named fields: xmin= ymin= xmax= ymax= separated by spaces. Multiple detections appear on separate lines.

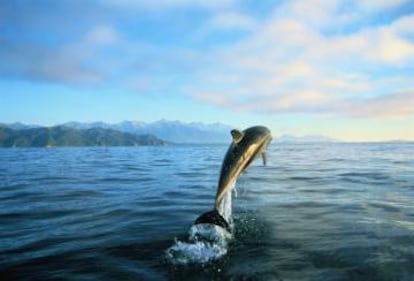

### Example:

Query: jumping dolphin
xmin=194 ymin=126 xmax=272 ymax=232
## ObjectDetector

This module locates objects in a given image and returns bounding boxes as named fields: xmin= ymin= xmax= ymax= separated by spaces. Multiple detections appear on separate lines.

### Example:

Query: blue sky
xmin=1 ymin=0 xmax=414 ymax=141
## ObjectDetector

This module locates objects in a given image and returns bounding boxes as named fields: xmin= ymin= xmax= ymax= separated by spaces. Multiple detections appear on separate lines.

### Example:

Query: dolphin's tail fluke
xmin=194 ymin=209 xmax=231 ymax=232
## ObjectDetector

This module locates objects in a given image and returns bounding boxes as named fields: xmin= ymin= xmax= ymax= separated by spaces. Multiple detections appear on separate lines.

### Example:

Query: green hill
xmin=0 ymin=126 xmax=168 ymax=147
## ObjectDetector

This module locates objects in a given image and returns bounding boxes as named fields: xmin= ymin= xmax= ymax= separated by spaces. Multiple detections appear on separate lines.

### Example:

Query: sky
xmin=1 ymin=0 xmax=414 ymax=141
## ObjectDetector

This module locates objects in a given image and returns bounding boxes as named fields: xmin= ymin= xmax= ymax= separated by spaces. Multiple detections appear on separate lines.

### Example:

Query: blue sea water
xmin=0 ymin=143 xmax=413 ymax=281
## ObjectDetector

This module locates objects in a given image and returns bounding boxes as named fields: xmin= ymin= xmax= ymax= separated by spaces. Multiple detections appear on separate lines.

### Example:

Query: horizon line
xmin=1 ymin=120 xmax=413 ymax=143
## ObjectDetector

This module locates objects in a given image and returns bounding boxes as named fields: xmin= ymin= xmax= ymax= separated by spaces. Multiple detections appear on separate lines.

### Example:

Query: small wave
xmin=165 ymin=224 xmax=231 ymax=265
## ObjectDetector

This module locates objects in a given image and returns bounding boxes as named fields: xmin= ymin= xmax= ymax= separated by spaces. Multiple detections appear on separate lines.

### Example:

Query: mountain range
xmin=0 ymin=126 xmax=167 ymax=148
xmin=1 ymin=120 xmax=340 ymax=145
xmin=61 ymin=120 xmax=233 ymax=144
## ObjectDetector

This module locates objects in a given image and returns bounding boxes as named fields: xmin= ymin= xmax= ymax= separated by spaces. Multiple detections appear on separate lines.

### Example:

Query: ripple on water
xmin=0 ymin=144 xmax=413 ymax=281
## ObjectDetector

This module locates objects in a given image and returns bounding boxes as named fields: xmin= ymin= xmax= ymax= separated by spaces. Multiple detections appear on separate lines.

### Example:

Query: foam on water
xmin=166 ymin=184 xmax=235 ymax=265
xmin=165 ymin=224 xmax=231 ymax=265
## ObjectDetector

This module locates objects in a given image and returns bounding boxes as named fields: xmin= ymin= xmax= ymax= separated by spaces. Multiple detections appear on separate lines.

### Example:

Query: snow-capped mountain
xmin=61 ymin=120 xmax=233 ymax=144
xmin=2 ymin=121 xmax=341 ymax=144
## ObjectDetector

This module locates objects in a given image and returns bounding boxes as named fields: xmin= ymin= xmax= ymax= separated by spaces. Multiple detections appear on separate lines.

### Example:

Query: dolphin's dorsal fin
xmin=231 ymin=129 xmax=244 ymax=143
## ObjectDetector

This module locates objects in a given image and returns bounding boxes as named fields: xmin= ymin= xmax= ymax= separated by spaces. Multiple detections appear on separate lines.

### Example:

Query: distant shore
xmin=0 ymin=125 xmax=168 ymax=148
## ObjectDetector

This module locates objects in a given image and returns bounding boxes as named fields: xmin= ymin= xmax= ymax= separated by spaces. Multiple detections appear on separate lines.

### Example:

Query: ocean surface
xmin=0 ymin=143 xmax=413 ymax=281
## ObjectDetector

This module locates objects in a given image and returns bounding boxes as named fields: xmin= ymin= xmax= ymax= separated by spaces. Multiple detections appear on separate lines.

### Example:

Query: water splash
xmin=165 ymin=224 xmax=231 ymax=265
xmin=217 ymin=186 xmax=233 ymax=226
xmin=166 ymin=183 xmax=236 ymax=265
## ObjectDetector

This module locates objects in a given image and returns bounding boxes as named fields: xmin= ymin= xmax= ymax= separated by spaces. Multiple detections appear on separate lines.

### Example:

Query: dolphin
xmin=194 ymin=126 xmax=272 ymax=232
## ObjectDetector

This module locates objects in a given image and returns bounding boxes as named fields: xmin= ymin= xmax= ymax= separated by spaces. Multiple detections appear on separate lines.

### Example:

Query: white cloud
xmin=187 ymin=0 xmax=414 ymax=118
xmin=101 ymin=0 xmax=236 ymax=10
xmin=392 ymin=14 xmax=414 ymax=35
xmin=0 ymin=24 xmax=122 ymax=84
xmin=2 ymin=0 xmax=413 ymax=121
xmin=275 ymin=0 xmax=342 ymax=28
xmin=85 ymin=25 xmax=118 ymax=45
xmin=358 ymin=0 xmax=410 ymax=11
xmin=375 ymin=30 xmax=414 ymax=63
xmin=0 ymin=40 xmax=104 ymax=84
xmin=347 ymin=91 xmax=414 ymax=118
xmin=206 ymin=11 xmax=258 ymax=31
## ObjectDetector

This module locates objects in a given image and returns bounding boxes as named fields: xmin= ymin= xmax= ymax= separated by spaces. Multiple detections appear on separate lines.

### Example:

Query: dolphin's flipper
xmin=194 ymin=209 xmax=231 ymax=232
xmin=261 ymin=151 xmax=267 ymax=166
